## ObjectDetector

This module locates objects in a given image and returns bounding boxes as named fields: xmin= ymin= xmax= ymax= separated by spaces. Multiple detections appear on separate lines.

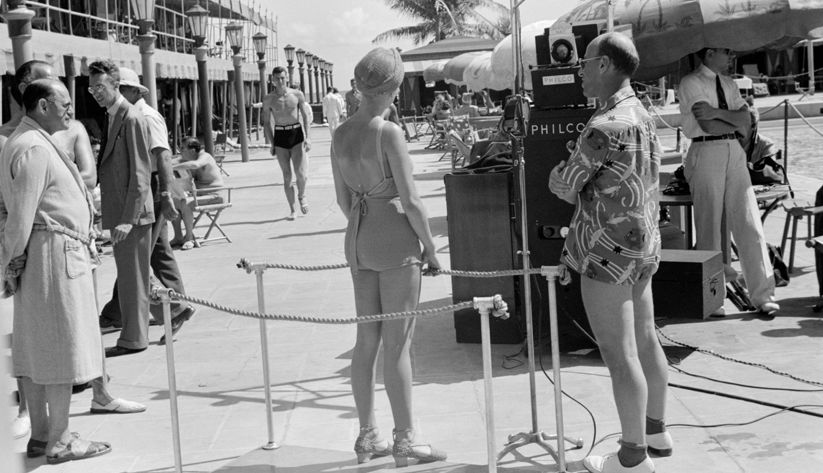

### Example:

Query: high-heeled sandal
xmin=353 ymin=426 xmax=392 ymax=464
xmin=392 ymin=428 xmax=447 ymax=467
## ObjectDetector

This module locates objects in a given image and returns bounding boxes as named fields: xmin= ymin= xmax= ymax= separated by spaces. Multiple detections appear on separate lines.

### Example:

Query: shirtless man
xmin=171 ymin=137 xmax=224 ymax=248
xmin=262 ymin=66 xmax=312 ymax=220
xmin=0 ymin=61 xmax=145 ymax=439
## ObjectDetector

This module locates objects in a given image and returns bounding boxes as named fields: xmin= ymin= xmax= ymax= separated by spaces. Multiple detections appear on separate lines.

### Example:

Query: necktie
xmin=716 ymin=75 xmax=728 ymax=110
xmin=98 ymin=113 xmax=109 ymax=166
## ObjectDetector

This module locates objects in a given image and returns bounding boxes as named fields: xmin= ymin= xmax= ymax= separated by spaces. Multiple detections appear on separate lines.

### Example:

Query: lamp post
xmin=253 ymin=31 xmax=268 ymax=144
xmin=305 ymin=52 xmax=315 ymax=103
xmin=328 ymin=62 xmax=334 ymax=88
xmin=312 ymin=55 xmax=321 ymax=104
xmin=319 ymin=60 xmax=327 ymax=96
xmin=283 ymin=44 xmax=295 ymax=88
xmin=296 ymin=48 xmax=306 ymax=93
xmin=186 ymin=4 xmax=214 ymax=155
xmin=133 ymin=0 xmax=159 ymax=108
xmin=226 ymin=22 xmax=250 ymax=162
xmin=1 ymin=0 xmax=36 ymax=69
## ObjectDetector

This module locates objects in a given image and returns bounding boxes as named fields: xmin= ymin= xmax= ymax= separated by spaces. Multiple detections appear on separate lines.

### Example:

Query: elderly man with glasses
xmin=549 ymin=32 xmax=669 ymax=473
xmin=678 ymin=47 xmax=779 ymax=316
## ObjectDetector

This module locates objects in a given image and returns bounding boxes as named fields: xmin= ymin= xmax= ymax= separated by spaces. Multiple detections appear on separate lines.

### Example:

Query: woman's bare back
xmin=333 ymin=117 xmax=392 ymax=194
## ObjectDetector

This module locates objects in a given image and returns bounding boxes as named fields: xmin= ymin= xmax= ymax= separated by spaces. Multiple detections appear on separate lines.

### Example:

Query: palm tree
xmin=373 ymin=0 xmax=510 ymax=45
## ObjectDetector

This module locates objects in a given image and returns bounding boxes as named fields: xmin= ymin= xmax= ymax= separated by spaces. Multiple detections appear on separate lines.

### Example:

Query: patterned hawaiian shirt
xmin=558 ymin=86 xmax=662 ymax=285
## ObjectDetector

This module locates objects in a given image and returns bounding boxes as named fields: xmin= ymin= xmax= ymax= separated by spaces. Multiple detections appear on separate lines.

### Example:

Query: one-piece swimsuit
xmin=341 ymin=122 xmax=422 ymax=272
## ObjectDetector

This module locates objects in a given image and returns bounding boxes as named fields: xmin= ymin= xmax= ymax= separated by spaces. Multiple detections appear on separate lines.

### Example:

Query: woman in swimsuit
xmin=330 ymin=47 xmax=446 ymax=467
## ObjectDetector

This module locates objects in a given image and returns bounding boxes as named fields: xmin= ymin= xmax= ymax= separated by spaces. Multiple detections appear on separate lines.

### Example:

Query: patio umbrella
xmin=423 ymin=61 xmax=449 ymax=83
xmin=489 ymin=19 xmax=557 ymax=90
xmin=463 ymin=52 xmax=493 ymax=90
xmin=443 ymin=52 xmax=485 ymax=85
xmin=552 ymin=0 xmax=823 ymax=80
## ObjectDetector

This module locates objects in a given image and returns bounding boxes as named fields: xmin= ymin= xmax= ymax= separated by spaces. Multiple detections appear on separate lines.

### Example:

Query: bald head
xmin=12 ymin=60 xmax=56 ymax=105
xmin=593 ymin=32 xmax=639 ymax=78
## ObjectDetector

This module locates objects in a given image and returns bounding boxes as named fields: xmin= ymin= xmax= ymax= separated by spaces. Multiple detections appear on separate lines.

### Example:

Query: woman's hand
xmin=421 ymin=246 xmax=441 ymax=276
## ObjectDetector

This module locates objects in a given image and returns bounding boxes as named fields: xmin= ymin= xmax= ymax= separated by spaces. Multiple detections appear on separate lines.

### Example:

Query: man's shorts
xmin=274 ymin=124 xmax=305 ymax=150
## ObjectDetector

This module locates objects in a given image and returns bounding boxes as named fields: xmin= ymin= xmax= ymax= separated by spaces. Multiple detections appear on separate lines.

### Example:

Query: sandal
xmin=354 ymin=426 xmax=392 ymax=464
xmin=299 ymin=197 xmax=309 ymax=214
xmin=181 ymin=240 xmax=196 ymax=251
xmin=392 ymin=428 xmax=447 ymax=467
xmin=29 ymin=432 xmax=80 ymax=458
xmin=46 ymin=436 xmax=110 ymax=464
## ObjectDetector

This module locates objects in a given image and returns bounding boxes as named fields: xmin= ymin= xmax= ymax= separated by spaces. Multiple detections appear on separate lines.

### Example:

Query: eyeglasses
xmin=87 ymin=84 xmax=108 ymax=93
xmin=714 ymin=48 xmax=734 ymax=57
xmin=47 ymin=99 xmax=73 ymax=111
xmin=579 ymin=56 xmax=604 ymax=67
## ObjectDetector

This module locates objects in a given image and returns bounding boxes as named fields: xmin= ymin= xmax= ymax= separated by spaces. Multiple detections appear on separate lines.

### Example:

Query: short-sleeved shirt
xmin=559 ymin=87 xmax=662 ymax=285
xmin=345 ymin=89 xmax=361 ymax=116
xmin=134 ymin=98 xmax=171 ymax=173
xmin=678 ymin=64 xmax=747 ymax=139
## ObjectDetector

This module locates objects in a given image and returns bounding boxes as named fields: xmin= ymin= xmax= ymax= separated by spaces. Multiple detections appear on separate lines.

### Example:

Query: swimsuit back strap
xmin=375 ymin=122 xmax=388 ymax=179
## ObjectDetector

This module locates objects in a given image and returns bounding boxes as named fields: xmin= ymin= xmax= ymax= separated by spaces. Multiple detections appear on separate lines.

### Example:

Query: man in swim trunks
xmin=262 ymin=66 xmax=312 ymax=220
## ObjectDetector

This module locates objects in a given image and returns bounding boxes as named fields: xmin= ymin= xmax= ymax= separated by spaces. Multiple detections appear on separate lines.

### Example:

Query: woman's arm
xmin=383 ymin=123 xmax=440 ymax=268
xmin=72 ymin=122 xmax=97 ymax=190
xmin=329 ymin=141 xmax=352 ymax=217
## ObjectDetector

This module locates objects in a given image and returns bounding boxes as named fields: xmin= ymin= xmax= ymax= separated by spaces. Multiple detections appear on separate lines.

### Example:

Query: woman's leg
xmin=580 ymin=276 xmax=646 ymax=446
xmin=632 ymin=279 xmax=668 ymax=422
xmin=351 ymin=270 xmax=383 ymax=433
xmin=378 ymin=265 xmax=420 ymax=442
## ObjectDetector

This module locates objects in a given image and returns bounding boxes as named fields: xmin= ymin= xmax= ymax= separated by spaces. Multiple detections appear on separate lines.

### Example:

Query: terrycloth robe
xmin=0 ymin=116 xmax=102 ymax=385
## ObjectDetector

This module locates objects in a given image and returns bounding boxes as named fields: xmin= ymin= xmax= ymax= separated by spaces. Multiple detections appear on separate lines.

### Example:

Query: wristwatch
xmin=160 ymin=191 xmax=171 ymax=198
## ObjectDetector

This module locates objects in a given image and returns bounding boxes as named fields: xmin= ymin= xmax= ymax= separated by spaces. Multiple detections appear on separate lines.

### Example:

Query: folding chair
xmin=402 ymin=117 xmax=420 ymax=142
xmin=192 ymin=186 xmax=233 ymax=246
xmin=214 ymin=133 xmax=229 ymax=176
xmin=447 ymin=130 xmax=471 ymax=170
xmin=790 ymin=76 xmax=812 ymax=101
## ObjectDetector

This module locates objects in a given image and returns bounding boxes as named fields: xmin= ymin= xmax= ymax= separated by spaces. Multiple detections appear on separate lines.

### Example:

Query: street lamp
xmin=283 ymin=44 xmax=296 ymax=88
xmin=0 ymin=0 xmax=36 ymax=69
xmin=312 ymin=54 xmax=321 ymax=104
xmin=132 ymin=0 xmax=159 ymax=108
xmin=328 ymin=62 xmax=334 ymax=87
xmin=186 ymin=4 xmax=214 ymax=155
xmin=225 ymin=22 xmax=250 ymax=163
xmin=319 ymin=60 xmax=327 ymax=97
xmin=253 ymin=31 xmax=268 ymax=143
xmin=305 ymin=52 xmax=315 ymax=103
xmin=296 ymin=48 xmax=306 ymax=93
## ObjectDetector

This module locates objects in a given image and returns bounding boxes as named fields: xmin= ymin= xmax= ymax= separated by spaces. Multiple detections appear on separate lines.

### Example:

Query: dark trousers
xmin=102 ymin=174 xmax=186 ymax=323
xmin=112 ymin=223 xmax=153 ymax=349
xmin=816 ymin=185 xmax=823 ymax=295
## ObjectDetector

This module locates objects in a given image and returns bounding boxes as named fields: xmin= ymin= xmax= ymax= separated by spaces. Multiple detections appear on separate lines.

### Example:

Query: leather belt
xmin=275 ymin=124 xmax=301 ymax=130
xmin=692 ymin=133 xmax=736 ymax=142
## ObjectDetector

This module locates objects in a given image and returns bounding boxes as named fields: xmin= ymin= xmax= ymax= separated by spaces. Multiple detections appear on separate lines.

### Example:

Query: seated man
xmin=453 ymin=92 xmax=480 ymax=118
xmin=170 ymin=137 xmax=224 ymax=250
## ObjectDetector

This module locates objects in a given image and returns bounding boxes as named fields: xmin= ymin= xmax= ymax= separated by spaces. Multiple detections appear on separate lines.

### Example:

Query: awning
xmin=401 ymin=36 xmax=500 ymax=62
xmin=0 ymin=23 xmax=260 ymax=81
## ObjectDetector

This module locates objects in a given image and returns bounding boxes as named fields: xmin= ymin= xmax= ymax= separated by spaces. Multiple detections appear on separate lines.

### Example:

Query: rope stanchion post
xmin=252 ymin=264 xmax=279 ymax=451
xmin=473 ymin=295 xmax=509 ymax=473
xmin=154 ymin=287 xmax=183 ymax=473
xmin=539 ymin=266 xmax=584 ymax=472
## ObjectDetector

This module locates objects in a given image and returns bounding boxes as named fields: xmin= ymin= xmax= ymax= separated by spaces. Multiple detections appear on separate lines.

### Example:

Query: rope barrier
xmin=786 ymin=101 xmax=823 ymax=139
xmin=237 ymin=258 xmax=547 ymax=278
xmin=158 ymin=289 xmax=474 ymax=324
xmin=758 ymin=99 xmax=788 ymax=116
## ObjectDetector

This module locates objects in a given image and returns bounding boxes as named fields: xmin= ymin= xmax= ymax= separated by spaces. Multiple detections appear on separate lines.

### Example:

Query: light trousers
xmin=327 ymin=114 xmax=340 ymax=137
xmin=684 ymin=139 xmax=776 ymax=306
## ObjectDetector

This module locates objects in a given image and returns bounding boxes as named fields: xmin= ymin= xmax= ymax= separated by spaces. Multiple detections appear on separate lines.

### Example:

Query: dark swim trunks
xmin=274 ymin=124 xmax=305 ymax=149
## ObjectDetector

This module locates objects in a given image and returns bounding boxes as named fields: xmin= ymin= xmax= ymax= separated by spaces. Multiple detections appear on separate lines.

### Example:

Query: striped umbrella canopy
xmin=443 ymin=52 xmax=486 ymax=85
xmin=490 ymin=19 xmax=557 ymax=91
xmin=463 ymin=52 xmax=493 ymax=90
xmin=553 ymin=0 xmax=823 ymax=81
xmin=423 ymin=61 xmax=449 ymax=83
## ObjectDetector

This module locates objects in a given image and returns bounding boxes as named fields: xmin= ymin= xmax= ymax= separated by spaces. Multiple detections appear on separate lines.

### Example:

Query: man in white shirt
xmin=322 ymin=87 xmax=344 ymax=136
xmin=678 ymin=48 xmax=779 ymax=315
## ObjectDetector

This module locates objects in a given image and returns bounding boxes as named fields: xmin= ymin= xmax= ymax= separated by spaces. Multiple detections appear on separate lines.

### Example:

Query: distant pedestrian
xmin=345 ymin=78 xmax=361 ymax=118
xmin=323 ymin=86 xmax=344 ymax=136
xmin=1 ymin=79 xmax=112 ymax=464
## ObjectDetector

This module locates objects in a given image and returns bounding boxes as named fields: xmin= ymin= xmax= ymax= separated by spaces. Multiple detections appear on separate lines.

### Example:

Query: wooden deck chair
xmin=402 ymin=117 xmax=420 ymax=142
xmin=192 ymin=186 xmax=233 ymax=246
xmin=447 ymin=130 xmax=471 ymax=170
xmin=214 ymin=133 xmax=229 ymax=176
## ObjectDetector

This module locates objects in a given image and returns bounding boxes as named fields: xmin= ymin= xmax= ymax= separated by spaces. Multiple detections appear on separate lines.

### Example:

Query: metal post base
xmin=498 ymin=431 xmax=583 ymax=464
xmin=262 ymin=441 xmax=280 ymax=450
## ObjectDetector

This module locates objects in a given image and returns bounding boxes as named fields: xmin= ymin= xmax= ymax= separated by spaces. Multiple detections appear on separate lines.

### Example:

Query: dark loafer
xmin=105 ymin=346 xmax=146 ymax=358
xmin=98 ymin=317 xmax=122 ymax=330
xmin=159 ymin=306 xmax=196 ymax=345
